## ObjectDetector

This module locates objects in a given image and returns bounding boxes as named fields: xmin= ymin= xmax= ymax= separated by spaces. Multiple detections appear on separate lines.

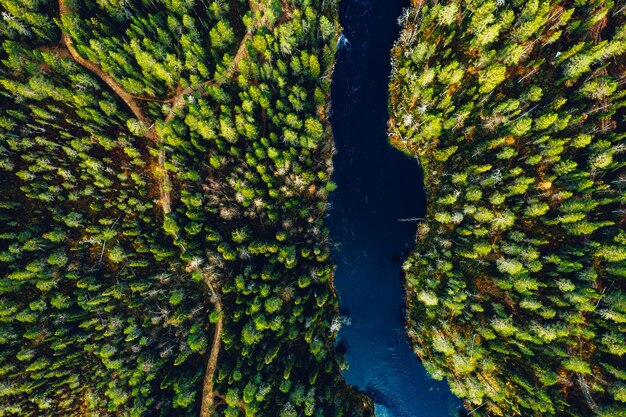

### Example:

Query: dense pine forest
xmin=0 ymin=0 xmax=373 ymax=416
xmin=389 ymin=0 xmax=625 ymax=416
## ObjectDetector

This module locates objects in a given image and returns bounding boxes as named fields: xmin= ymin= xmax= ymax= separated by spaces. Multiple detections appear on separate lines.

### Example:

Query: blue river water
xmin=328 ymin=1 xmax=462 ymax=416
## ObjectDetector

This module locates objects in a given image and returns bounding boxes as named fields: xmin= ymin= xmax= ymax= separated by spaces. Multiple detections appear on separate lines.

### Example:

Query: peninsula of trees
xmin=390 ymin=0 xmax=625 ymax=416
xmin=0 ymin=0 xmax=372 ymax=416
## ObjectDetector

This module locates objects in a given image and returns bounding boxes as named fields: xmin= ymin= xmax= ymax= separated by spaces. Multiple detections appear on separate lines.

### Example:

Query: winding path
xmin=52 ymin=1 xmax=290 ymax=416
xmin=55 ymin=0 xmax=224 ymax=413
xmin=198 ymin=273 xmax=224 ymax=417
xmin=58 ymin=0 xmax=154 ymax=133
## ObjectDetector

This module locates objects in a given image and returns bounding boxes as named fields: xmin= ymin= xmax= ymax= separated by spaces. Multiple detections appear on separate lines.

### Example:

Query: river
xmin=327 ymin=1 xmax=461 ymax=416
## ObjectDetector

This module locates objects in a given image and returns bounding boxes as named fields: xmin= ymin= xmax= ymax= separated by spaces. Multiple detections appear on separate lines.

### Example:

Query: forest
xmin=389 ymin=0 xmax=625 ymax=416
xmin=0 ymin=0 xmax=373 ymax=416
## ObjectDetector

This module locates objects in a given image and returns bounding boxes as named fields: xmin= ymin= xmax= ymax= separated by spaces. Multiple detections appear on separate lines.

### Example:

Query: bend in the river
xmin=328 ymin=1 xmax=461 ymax=416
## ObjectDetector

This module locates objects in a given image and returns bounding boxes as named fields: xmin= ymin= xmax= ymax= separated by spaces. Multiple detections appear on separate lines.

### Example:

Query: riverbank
xmin=388 ymin=2 xmax=626 ymax=416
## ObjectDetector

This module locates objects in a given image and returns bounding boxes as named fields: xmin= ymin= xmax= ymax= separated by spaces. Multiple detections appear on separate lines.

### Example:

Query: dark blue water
xmin=328 ymin=1 xmax=461 ymax=416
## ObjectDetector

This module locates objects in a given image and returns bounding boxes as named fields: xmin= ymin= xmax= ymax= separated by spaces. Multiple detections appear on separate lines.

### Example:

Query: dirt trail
xmin=54 ymin=1 xmax=288 ymax=415
xmin=58 ymin=0 xmax=173 ymax=218
xmin=58 ymin=0 xmax=156 ymax=138
xmin=56 ymin=1 xmax=221 ymax=412
xmin=198 ymin=274 xmax=224 ymax=417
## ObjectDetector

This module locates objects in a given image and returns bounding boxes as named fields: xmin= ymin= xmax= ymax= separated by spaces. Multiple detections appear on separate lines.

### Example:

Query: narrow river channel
xmin=328 ymin=1 xmax=461 ymax=416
